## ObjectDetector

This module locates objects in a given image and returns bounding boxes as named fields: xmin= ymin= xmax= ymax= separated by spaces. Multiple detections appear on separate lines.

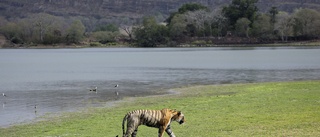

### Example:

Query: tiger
xmin=118 ymin=108 xmax=185 ymax=137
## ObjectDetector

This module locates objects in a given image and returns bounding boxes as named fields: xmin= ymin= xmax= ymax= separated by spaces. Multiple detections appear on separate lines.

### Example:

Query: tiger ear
xmin=178 ymin=111 xmax=181 ymax=116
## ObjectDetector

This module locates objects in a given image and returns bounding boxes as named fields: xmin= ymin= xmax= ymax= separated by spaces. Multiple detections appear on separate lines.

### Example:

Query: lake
xmin=0 ymin=47 xmax=320 ymax=127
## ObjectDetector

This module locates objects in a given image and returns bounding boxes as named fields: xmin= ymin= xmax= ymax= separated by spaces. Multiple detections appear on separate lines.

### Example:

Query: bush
xmin=91 ymin=31 xmax=119 ymax=44
xmin=133 ymin=16 xmax=169 ymax=47
xmin=191 ymin=40 xmax=207 ymax=45
xmin=89 ymin=42 xmax=102 ymax=47
xmin=11 ymin=36 xmax=23 ymax=44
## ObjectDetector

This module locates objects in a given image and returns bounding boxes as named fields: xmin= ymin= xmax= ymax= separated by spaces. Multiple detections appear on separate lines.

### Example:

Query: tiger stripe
xmin=119 ymin=108 xmax=185 ymax=137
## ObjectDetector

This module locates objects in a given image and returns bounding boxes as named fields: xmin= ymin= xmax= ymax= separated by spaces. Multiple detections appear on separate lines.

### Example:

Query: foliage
xmin=1 ymin=81 xmax=320 ymax=136
xmin=168 ymin=14 xmax=187 ymax=41
xmin=185 ymin=10 xmax=210 ymax=37
xmin=222 ymin=0 xmax=258 ymax=29
xmin=66 ymin=20 xmax=85 ymax=44
xmin=166 ymin=3 xmax=208 ymax=25
xmin=2 ymin=2 xmax=320 ymax=47
xmin=0 ymin=22 xmax=23 ymax=44
xmin=89 ymin=42 xmax=102 ymax=47
xmin=275 ymin=12 xmax=293 ymax=42
xmin=251 ymin=14 xmax=273 ymax=39
xmin=269 ymin=6 xmax=279 ymax=25
xmin=0 ymin=13 xmax=69 ymax=45
xmin=91 ymin=31 xmax=119 ymax=44
xmin=211 ymin=10 xmax=229 ymax=37
xmin=94 ymin=24 xmax=119 ymax=32
xmin=235 ymin=18 xmax=251 ymax=37
xmin=191 ymin=40 xmax=208 ymax=45
xmin=292 ymin=8 xmax=320 ymax=38
xmin=178 ymin=3 xmax=208 ymax=13
xmin=133 ymin=16 xmax=169 ymax=47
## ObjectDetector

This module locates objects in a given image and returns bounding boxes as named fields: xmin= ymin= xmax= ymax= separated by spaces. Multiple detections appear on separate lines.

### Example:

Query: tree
xmin=120 ymin=25 xmax=133 ymax=41
xmin=185 ymin=10 xmax=209 ymax=37
xmin=1 ymin=22 xmax=23 ymax=44
xmin=92 ymin=31 xmax=119 ymax=44
xmin=0 ymin=13 xmax=69 ymax=45
xmin=133 ymin=16 xmax=169 ymax=47
xmin=119 ymin=17 xmax=135 ymax=41
xmin=275 ymin=12 xmax=293 ymax=42
xmin=168 ymin=14 xmax=187 ymax=41
xmin=166 ymin=3 xmax=208 ymax=25
xmin=66 ymin=20 xmax=85 ymax=44
xmin=222 ymin=0 xmax=258 ymax=29
xmin=269 ymin=6 xmax=279 ymax=26
xmin=292 ymin=8 xmax=320 ymax=38
xmin=32 ymin=13 xmax=56 ymax=42
xmin=235 ymin=18 xmax=251 ymax=38
xmin=251 ymin=14 xmax=273 ymax=39
xmin=178 ymin=3 xmax=208 ymax=13
xmin=211 ymin=9 xmax=228 ymax=37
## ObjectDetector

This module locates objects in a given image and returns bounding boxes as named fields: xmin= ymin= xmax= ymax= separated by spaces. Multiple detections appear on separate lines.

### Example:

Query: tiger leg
xmin=158 ymin=127 xmax=165 ymax=137
xmin=124 ymin=127 xmax=135 ymax=137
xmin=124 ymin=118 xmax=139 ymax=137
xmin=131 ymin=129 xmax=138 ymax=137
xmin=165 ymin=125 xmax=176 ymax=137
xmin=158 ymin=120 xmax=170 ymax=137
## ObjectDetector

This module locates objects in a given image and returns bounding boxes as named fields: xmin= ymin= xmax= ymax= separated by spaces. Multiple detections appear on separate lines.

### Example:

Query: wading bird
xmin=89 ymin=87 xmax=97 ymax=92
xmin=2 ymin=93 xmax=7 ymax=97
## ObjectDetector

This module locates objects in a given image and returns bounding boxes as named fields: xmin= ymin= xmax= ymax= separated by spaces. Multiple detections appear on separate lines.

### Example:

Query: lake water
xmin=1 ymin=47 xmax=320 ymax=127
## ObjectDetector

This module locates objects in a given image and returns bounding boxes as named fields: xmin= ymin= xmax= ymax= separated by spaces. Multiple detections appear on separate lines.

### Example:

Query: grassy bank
xmin=1 ymin=81 xmax=320 ymax=137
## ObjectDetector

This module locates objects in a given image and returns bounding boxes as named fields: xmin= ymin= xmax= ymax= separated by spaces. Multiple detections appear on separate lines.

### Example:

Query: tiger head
xmin=172 ymin=110 xmax=185 ymax=124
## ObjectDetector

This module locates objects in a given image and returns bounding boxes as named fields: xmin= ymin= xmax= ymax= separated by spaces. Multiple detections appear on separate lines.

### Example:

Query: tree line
xmin=1 ymin=0 xmax=320 ymax=47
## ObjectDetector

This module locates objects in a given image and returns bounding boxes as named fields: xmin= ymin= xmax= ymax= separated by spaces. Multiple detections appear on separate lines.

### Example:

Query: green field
xmin=1 ymin=81 xmax=320 ymax=137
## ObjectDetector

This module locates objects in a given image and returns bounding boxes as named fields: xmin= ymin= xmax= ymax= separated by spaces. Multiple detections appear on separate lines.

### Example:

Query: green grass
xmin=1 ymin=81 xmax=320 ymax=137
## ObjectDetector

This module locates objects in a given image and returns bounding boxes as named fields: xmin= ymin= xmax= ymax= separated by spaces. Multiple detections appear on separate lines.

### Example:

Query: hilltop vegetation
xmin=1 ymin=0 xmax=320 ymax=19
xmin=1 ymin=0 xmax=320 ymax=47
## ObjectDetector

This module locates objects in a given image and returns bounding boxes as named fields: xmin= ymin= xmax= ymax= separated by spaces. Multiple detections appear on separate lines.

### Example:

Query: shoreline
xmin=1 ymin=80 xmax=319 ymax=136
xmin=0 ymin=80 xmax=310 ymax=128
xmin=0 ymin=87 xmax=179 ymax=128
xmin=2 ymin=40 xmax=320 ymax=49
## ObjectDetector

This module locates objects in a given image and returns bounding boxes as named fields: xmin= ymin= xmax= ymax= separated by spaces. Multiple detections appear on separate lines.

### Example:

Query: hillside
xmin=1 ymin=0 xmax=320 ymax=20
xmin=0 ymin=0 xmax=227 ymax=19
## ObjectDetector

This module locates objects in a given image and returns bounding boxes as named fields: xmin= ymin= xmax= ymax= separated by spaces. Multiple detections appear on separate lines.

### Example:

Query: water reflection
xmin=2 ymin=102 xmax=6 ymax=109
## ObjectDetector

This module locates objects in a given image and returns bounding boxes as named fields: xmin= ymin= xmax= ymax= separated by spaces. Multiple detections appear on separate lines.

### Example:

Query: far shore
xmin=2 ymin=40 xmax=320 ymax=49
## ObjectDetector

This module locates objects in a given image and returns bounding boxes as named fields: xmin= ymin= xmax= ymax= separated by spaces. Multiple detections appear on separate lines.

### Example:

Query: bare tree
xmin=275 ymin=12 xmax=293 ymax=42
xmin=211 ymin=9 xmax=228 ymax=38
xmin=120 ymin=25 xmax=133 ymax=40
xmin=185 ymin=10 xmax=208 ymax=37
xmin=32 ymin=13 xmax=56 ymax=42
xmin=119 ymin=17 xmax=135 ymax=41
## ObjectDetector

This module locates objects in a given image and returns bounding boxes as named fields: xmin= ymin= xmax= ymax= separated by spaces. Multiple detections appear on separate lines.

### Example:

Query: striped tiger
xmin=119 ymin=108 xmax=185 ymax=137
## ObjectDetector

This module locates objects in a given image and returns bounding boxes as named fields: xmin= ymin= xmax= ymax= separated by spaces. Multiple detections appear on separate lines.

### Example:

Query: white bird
xmin=115 ymin=84 xmax=119 ymax=88
xmin=2 ymin=93 xmax=7 ymax=97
